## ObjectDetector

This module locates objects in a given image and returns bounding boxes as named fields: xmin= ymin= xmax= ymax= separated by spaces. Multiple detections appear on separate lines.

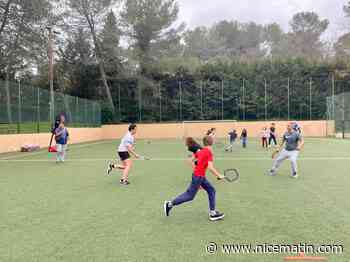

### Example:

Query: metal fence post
xmin=200 ymin=81 xmax=203 ymax=120
xmin=118 ymin=83 xmax=121 ymax=122
xmin=92 ymin=102 xmax=95 ymax=126
xmin=159 ymin=82 xmax=162 ymax=122
xmin=221 ymin=80 xmax=224 ymax=120
xmin=287 ymin=77 xmax=290 ymax=121
xmin=264 ymin=79 xmax=267 ymax=121
xmin=37 ymin=87 xmax=40 ymax=133
xmin=242 ymin=79 xmax=246 ymax=121
xmin=85 ymin=99 xmax=88 ymax=127
xmin=309 ymin=77 xmax=312 ymax=120
xmin=342 ymin=89 xmax=345 ymax=139
xmin=179 ymin=81 xmax=182 ymax=121
xmin=17 ymin=80 xmax=21 ymax=133
xmin=75 ymin=96 xmax=79 ymax=125
xmin=332 ymin=74 xmax=335 ymax=120
xmin=139 ymin=83 xmax=142 ymax=122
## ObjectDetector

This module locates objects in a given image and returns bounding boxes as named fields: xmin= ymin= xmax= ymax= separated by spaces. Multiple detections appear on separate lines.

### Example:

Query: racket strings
xmin=224 ymin=169 xmax=240 ymax=182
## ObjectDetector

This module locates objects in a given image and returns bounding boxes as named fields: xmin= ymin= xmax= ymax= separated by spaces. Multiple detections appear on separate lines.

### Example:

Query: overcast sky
xmin=176 ymin=0 xmax=348 ymax=41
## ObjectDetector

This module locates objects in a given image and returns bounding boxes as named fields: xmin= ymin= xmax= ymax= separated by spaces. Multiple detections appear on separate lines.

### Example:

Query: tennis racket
xmin=219 ymin=169 xmax=240 ymax=182
xmin=139 ymin=155 xmax=151 ymax=160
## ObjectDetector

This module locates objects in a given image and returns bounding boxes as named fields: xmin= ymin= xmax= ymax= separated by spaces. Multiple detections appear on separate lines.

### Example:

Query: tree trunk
xmin=5 ymin=66 xmax=12 ymax=123
xmin=85 ymin=13 xmax=115 ymax=114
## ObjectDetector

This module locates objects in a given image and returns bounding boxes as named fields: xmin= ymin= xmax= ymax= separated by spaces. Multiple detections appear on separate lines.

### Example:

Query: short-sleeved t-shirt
xmin=188 ymin=144 xmax=202 ymax=154
xmin=261 ymin=130 xmax=269 ymax=138
xmin=194 ymin=147 xmax=213 ymax=177
xmin=270 ymin=127 xmax=276 ymax=135
xmin=118 ymin=132 xmax=135 ymax=152
xmin=283 ymin=131 xmax=302 ymax=151
xmin=55 ymin=127 xmax=69 ymax=145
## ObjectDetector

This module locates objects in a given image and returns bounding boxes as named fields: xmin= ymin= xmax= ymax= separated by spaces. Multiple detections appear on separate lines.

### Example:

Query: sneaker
xmin=107 ymin=162 xmax=113 ymax=176
xmin=164 ymin=201 xmax=173 ymax=217
xmin=122 ymin=180 xmax=130 ymax=185
xmin=209 ymin=211 xmax=225 ymax=221
xmin=291 ymin=173 xmax=299 ymax=179
xmin=266 ymin=170 xmax=276 ymax=176
xmin=119 ymin=179 xmax=130 ymax=185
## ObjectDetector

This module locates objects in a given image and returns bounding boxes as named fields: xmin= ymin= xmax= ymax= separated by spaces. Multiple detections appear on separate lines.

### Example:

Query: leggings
xmin=269 ymin=135 xmax=277 ymax=145
xmin=262 ymin=138 xmax=268 ymax=148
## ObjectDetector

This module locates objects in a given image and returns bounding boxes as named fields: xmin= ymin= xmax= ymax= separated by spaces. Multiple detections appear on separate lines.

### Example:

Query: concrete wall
xmin=0 ymin=128 xmax=102 ymax=153
xmin=102 ymin=120 xmax=335 ymax=140
xmin=0 ymin=121 xmax=335 ymax=153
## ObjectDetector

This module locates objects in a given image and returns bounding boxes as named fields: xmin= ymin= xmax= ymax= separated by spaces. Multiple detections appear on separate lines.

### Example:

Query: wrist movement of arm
xmin=277 ymin=140 xmax=285 ymax=152
xmin=208 ymin=162 xmax=222 ymax=178
xmin=297 ymin=138 xmax=304 ymax=151
xmin=127 ymin=144 xmax=139 ymax=158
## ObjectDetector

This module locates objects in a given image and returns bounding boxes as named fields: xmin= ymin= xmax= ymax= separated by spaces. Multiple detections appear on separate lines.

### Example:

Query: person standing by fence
xmin=261 ymin=127 xmax=269 ymax=149
xmin=225 ymin=129 xmax=237 ymax=152
xmin=240 ymin=129 xmax=248 ymax=148
xmin=269 ymin=123 xmax=278 ymax=147
xmin=55 ymin=119 xmax=69 ymax=163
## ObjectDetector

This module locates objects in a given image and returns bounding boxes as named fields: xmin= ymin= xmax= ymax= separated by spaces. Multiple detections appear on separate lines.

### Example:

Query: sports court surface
xmin=0 ymin=138 xmax=349 ymax=262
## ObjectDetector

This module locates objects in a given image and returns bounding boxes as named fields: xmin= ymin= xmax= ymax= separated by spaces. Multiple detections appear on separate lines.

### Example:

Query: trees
xmin=1 ymin=1 xmax=349 ymax=124
xmin=121 ymin=0 xmax=180 ymax=75
xmin=100 ymin=11 xmax=122 ymax=76
xmin=344 ymin=1 xmax=350 ymax=18
xmin=0 ymin=0 xmax=14 ymax=38
xmin=263 ymin=23 xmax=284 ymax=57
xmin=335 ymin=33 xmax=350 ymax=59
xmin=0 ymin=0 xmax=52 ymax=123
xmin=288 ymin=12 xmax=329 ymax=59
xmin=67 ymin=0 xmax=120 ymax=113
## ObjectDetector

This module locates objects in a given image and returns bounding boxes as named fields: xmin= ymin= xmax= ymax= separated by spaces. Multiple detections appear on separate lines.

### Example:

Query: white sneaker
xmin=290 ymin=173 xmax=299 ymax=179
xmin=209 ymin=211 xmax=225 ymax=221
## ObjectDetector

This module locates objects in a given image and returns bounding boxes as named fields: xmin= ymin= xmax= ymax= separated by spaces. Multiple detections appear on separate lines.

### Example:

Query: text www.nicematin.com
xmin=206 ymin=242 xmax=344 ymax=255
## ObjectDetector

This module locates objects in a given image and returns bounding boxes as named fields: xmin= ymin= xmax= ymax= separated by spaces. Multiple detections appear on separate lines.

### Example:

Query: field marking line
xmin=0 ymin=140 xmax=112 ymax=160
xmin=1 ymin=157 xmax=350 ymax=163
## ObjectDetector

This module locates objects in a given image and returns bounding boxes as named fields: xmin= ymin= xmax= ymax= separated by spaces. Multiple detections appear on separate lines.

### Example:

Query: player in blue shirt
xmin=55 ymin=120 xmax=69 ymax=163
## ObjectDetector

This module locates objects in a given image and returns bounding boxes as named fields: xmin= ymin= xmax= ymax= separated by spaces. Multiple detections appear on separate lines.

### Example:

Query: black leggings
xmin=269 ymin=135 xmax=277 ymax=145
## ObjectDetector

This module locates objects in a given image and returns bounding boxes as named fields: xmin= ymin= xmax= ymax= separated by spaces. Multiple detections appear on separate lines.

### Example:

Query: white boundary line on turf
xmin=0 ymin=140 xmax=112 ymax=161
xmin=1 ymin=157 xmax=350 ymax=162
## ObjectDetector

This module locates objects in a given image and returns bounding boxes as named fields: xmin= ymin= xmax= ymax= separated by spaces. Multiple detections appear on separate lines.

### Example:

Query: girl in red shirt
xmin=164 ymin=136 xmax=225 ymax=221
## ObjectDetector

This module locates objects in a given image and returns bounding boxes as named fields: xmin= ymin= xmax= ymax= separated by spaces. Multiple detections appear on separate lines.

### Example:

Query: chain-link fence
xmin=327 ymin=91 xmax=350 ymax=138
xmin=1 ymin=76 xmax=348 ymax=134
xmin=109 ymin=76 xmax=350 ymax=124
xmin=0 ymin=81 xmax=101 ymax=134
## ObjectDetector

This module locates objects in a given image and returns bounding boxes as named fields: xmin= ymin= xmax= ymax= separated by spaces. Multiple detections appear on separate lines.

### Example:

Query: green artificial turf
xmin=0 ymin=138 xmax=349 ymax=262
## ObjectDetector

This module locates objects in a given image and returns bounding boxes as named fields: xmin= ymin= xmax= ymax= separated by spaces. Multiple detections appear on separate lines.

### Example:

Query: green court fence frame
xmin=0 ymin=81 xmax=101 ymax=134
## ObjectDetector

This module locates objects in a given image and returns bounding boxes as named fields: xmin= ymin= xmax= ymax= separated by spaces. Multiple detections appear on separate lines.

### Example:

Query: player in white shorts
xmin=267 ymin=123 xmax=304 ymax=178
